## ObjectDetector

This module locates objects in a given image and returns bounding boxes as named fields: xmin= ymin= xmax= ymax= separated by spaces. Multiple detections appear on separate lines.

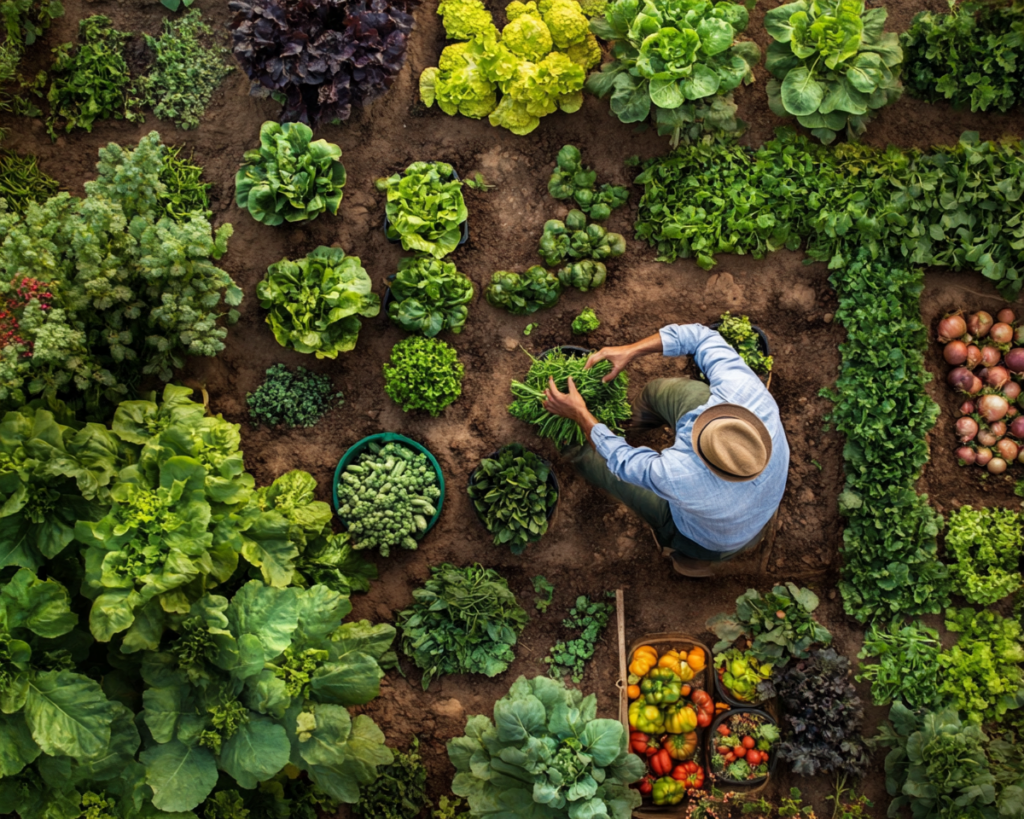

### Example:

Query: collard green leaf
xmin=219 ymin=717 xmax=291 ymax=789
xmin=141 ymin=740 xmax=218 ymax=812
xmin=24 ymin=671 xmax=116 ymax=759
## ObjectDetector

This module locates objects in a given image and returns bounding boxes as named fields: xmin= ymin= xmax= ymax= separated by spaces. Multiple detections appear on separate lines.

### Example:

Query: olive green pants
xmin=565 ymin=377 xmax=739 ymax=562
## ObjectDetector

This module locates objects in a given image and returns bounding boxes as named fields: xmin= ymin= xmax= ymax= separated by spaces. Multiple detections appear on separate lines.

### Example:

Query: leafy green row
xmin=822 ymin=251 xmax=949 ymax=622
xmin=633 ymin=128 xmax=1024 ymax=297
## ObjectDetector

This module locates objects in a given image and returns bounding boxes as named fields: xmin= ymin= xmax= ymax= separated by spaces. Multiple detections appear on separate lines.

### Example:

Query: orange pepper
xmin=686 ymin=647 xmax=706 ymax=672
xmin=629 ymin=646 xmax=659 ymax=677
xmin=657 ymin=650 xmax=694 ymax=682
xmin=627 ymin=684 xmax=641 ymax=700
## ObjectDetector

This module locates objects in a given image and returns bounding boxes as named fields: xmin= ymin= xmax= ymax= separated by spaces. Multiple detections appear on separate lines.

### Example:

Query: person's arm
xmin=660 ymin=323 xmax=764 ymax=404
xmin=582 ymin=333 xmax=664 ymax=382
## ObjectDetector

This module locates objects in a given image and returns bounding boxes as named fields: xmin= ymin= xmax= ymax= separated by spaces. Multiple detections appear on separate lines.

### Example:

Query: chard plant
xmin=765 ymin=0 xmax=903 ymax=144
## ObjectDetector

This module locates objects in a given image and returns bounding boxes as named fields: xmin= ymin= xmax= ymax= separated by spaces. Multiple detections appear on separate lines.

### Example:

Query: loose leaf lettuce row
xmin=235 ymin=122 xmax=347 ymax=226
xmin=377 ymin=162 xmax=468 ymax=259
xmin=485 ymin=266 xmax=564 ymax=314
xmin=764 ymin=0 xmax=903 ymax=144
xmin=586 ymin=0 xmax=760 ymax=146
xmin=388 ymin=256 xmax=475 ymax=336
xmin=258 ymin=246 xmax=380 ymax=359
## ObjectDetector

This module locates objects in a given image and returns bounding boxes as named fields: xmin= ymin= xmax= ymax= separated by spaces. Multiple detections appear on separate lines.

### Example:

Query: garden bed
xmin=3 ymin=0 xmax=1022 ymax=816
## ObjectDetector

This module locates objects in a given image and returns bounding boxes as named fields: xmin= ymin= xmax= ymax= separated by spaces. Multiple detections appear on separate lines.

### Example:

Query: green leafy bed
xmin=0 ymin=385 xmax=393 ymax=818
xmin=247 ymin=363 xmax=342 ymax=429
xmin=632 ymin=128 xmax=1024 ymax=298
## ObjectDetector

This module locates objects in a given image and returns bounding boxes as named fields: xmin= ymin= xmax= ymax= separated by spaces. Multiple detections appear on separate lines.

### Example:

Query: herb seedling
xmin=544 ymin=592 xmax=615 ymax=683
xmin=533 ymin=575 xmax=555 ymax=612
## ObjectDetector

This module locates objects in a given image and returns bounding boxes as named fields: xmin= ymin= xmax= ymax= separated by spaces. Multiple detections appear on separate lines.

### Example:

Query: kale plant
xmin=397 ymin=563 xmax=529 ymax=690
xmin=229 ymin=0 xmax=415 ymax=126
xmin=707 ymin=583 xmax=833 ymax=664
xmin=945 ymin=505 xmax=1024 ymax=606
xmin=258 ymin=246 xmax=379 ymax=358
xmin=45 ymin=16 xmax=143 ymax=139
xmin=544 ymin=592 xmax=615 ymax=683
xmin=0 ymin=134 xmax=239 ymax=413
xmin=765 ymin=0 xmax=903 ymax=144
xmin=353 ymin=737 xmax=429 ymax=819
xmin=448 ymin=675 xmax=645 ymax=818
xmin=138 ymin=9 xmax=234 ymax=130
xmin=388 ymin=256 xmax=474 ymax=336
xmin=775 ymin=649 xmax=871 ymax=779
xmin=247 ymin=363 xmax=342 ymax=429
xmin=236 ymin=122 xmax=347 ymax=225
xmin=383 ymin=336 xmax=464 ymax=416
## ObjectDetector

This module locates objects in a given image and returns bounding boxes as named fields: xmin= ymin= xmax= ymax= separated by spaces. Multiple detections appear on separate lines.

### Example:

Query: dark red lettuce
xmin=229 ymin=0 xmax=415 ymax=126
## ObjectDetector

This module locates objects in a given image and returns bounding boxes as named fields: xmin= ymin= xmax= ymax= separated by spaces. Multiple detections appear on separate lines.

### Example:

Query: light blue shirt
xmin=591 ymin=324 xmax=790 ymax=552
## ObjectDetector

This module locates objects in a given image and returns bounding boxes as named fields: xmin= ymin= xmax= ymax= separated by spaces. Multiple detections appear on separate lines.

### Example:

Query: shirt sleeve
xmin=590 ymin=424 xmax=677 ymax=501
xmin=659 ymin=323 xmax=764 ymax=405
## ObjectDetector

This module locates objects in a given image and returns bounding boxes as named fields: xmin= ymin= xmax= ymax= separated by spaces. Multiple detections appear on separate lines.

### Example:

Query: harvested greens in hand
xmin=468 ymin=443 xmax=558 ymax=554
xmin=508 ymin=349 xmax=631 ymax=447
xmin=397 ymin=563 xmax=529 ymax=690
xmin=336 ymin=440 xmax=442 ymax=556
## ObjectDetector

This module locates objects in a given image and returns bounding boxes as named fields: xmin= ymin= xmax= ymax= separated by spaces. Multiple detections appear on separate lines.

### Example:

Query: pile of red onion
xmin=941 ymin=309 xmax=1024 ymax=474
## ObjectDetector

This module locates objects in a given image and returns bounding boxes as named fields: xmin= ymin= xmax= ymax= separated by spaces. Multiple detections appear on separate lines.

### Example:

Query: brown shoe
xmin=670 ymin=552 xmax=716 ymax=578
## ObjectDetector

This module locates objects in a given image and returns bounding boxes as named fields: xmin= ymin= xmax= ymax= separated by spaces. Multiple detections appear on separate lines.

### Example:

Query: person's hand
xmin=584 ymin=345 xmax=635 ymax=382
xmin=542 ymin=376 xmax=587 ymax=422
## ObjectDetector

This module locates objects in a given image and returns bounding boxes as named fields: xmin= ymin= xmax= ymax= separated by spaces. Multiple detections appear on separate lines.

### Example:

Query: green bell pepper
xmin=641 ymin=666 xmax=683 ymax=705
xmin=652 ymin=776 xmax=685 ymax=806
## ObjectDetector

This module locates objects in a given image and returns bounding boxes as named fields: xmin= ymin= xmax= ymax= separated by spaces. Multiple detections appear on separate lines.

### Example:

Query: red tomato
xmin=746 ymin=750 xmax=760 ymax=766
xmin=716 ymin=725 xmax=731 ymax=736
xmin=733 ymin=746 xmax=747 ymax=759
xmin=742 ymin=736 xmax=756 ymax=749
xmin=724 ymin=752 xmax=735 ymax=764
xmin=716 ymin=745 xmax=730 ymax=755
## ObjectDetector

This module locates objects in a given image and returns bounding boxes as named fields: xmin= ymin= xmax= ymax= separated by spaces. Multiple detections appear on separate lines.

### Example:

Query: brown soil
xmin=3 ymin=0 xmax=1023 ymax=815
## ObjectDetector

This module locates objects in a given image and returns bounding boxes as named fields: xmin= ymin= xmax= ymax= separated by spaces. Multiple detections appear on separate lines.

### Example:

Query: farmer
xmin=542 ymin=323 xmax=789 ymax=577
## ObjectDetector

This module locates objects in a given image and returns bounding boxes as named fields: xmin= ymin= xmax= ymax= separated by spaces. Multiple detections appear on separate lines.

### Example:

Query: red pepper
xmin=637 ymin=774 xmax=655 ymax=795
xmin=691 ymin=689 xmax=715 ymax=728
xmin=650 ymin=748 xmax=674 ymax=777
xmin=629 ymin=731 xmax=650 ymax=755
xmin=671 ymin=760 xmax=705 ymax=789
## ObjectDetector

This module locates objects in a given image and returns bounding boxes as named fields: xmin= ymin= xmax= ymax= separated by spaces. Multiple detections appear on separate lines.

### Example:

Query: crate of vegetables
xmin=332 ymin=432 xmax=445 ymax=557
xmin=622 ymin=634 xmax=714 ymax=816
xmin=707 ymin=709 xmax=779 ymax=789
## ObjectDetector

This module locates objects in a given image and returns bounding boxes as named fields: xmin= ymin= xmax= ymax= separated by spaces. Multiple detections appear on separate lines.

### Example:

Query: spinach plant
xmin=397 ymin=563 xmax=529 ymax=690
xmin=377 ymin=162 xmax=468 ymax=259
xmin=765 ymin=0 xmax=903 ymax=143
xmin=258 ymin=246 xmax=379 ymax=359
xmin=587 ymin=0 xmax=761 ymax=146
xmin=383 ymin=336 xmax=464 ymax=415
xmin=468 ymin=443 xmax=558 ymax=553
xmin=247 ymin=363 xmax=342 ymax=429
xmin=388 ymin=256 xmax=474 ymax=337
xmin=448 ymin=675 xmax=645 ymax=818
xmin=235 ymin=122 xmax=346 ymax=225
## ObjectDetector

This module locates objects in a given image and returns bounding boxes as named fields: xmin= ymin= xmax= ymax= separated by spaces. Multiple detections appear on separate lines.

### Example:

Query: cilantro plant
xmin=707 ymin=583 xmax=832 ymax=664
xmin=419 ymin=0 xmax=600 ymax=135
xmin=544 ymin=592 xmax=615 ymax=683
xmin=388 ymin=256 xmax=475 ymax=336
xmin=764 ymin=0 xmax=903 ymax=144
xmin=138 ymin=9 xmax=233 ymax=130
xmin=247 ymin=363 xmax=342 ymax=429
xmin=938 ymin=606 xmax=1024 ymax=724
xmin=855 ymin=619 xmax=941 ymax=710
xmin=353 ymin=738 xmax=429 ymax=819
xmin=377 ymin=162 xmax=467 ymax=259
xmin=258 ymin=246 xmax=379 ymax=358
xmin=397 ymin=563 xmax=529 ymax=690
xmin=587 ymin=0 xmax=761 ymax=146
xmin=945 ymin=505 xmax=1024 ymax=606
xmin=902 ymin=1 xmax=1024 ymax=114
xmin=45 ymin=16 xmax=143 ymax=139
xmin=236 ymin=122 xmax=347 ymax=225
xmin=0 ymin=134 xmax=239 ymax=413
xmin=823 ymin=251 xmax=947 ymax=622
xmin=485 ymin=266 xmax=564 ymax=314
xmin=383 ymin=336 xmax=464 ymax=415
xmin=448 ymin=675 xmax=645 ymax=817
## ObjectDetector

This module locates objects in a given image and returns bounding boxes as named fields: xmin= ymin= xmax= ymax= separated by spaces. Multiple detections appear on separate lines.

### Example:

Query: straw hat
xmin=691 ymin=404 xmax=772 ymax=482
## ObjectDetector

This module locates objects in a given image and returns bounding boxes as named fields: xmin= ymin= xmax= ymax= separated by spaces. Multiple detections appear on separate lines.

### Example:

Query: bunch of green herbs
xmin=855 ymin=619 xmax=941 ymax=710
xmin=354 ymin=738 xmax=430 ymax=819
xmin=715 ymin=312 xmax=772 ymax=375
xmin=468 ymin=442 xmax=558 ymax=554
xmin=377 ymin=161 xmax=467 ymax=259
xmin=383 ymin=336 xmax=464 ymax=415
xmin=45 ymin=16 xmax=143 ymax=139
xmin=707 ymin=583 xmax=833 ymax=664
xmin=397 ymin=562 xmax=529 ymax=690
xmin=508 ymin=348 xmax=631 ymax=447
xmin=138 ymin=9 xmax=233 ymax=130
xmin=246 ymin=363 xmax=342 ymax=429
xmin=544 ymin=592 xmax=615 ymax=683
xmin=945 ymin=505 xmax=1024 ymax=606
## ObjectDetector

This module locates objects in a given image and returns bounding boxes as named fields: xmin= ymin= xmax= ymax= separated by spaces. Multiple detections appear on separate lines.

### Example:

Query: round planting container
xmin=706 ymin=708 xmax=778 ymax=788
xmin=467 ymin=445 xmax=561 ymax=536
xmin=332 ymin=432 xmax=445 ymax=538
xmin=712 ymin=659 xmax=771 ymax=710
xmin=383 ymin=165 xmax=469 ymax=247
xmin=699 ymin=321 xmax=771 ymax=384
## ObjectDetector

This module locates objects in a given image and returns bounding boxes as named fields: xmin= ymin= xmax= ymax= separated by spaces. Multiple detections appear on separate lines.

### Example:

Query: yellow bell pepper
xmin=629 ymin=645 xmax=659 ymax=677
xmin=663 ymin=702 xmax=698 ymax=734
xmin=686 ymin=647 xmax=706 ymax=672
xmin=657 ymin=650 xmax=694 ymax=682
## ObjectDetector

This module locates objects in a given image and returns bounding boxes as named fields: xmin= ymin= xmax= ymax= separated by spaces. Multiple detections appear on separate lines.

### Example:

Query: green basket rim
xmin=332 ymin=432 xmax=445 ymax=540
